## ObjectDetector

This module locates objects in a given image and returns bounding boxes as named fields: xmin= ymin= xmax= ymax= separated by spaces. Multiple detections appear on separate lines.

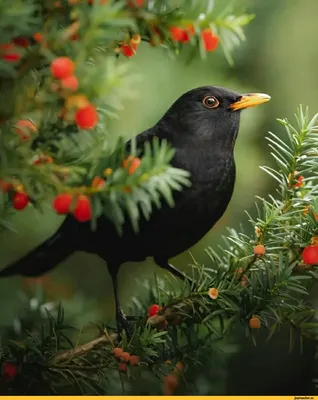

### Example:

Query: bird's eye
xmin=203 ymin=96 xmax=219 ymax=109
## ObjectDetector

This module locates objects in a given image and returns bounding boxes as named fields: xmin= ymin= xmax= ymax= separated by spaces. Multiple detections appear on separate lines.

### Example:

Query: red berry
xmin=121 ymin=43 xmax=137 ymax=57
xmin=13 ymin=192 xmax=29 ymax=210
xmin=202 ymin=28 xmax=219 ymax=51
xmin=0 ymin=43 xmax=13 ymax=51
xmin=2 ymin=362 xmax=18 ymax=380
xmin=51 ymin=57 xmax=75 ymax=79
xmin=33 ymin=32 xmax=43 ymax=42
xmin=73 ymin=195 xmax=92 ymax=222
xmin=119 ymin=362 xmax=127 ymax=372
xmin=0 ymin=180 xmax=13 ymax=193
xmin=1 ymin=52 xmax=20 ymax=62
xmin=169 ymin=26 xmax=190 ymax=42
xmin=294 ymin=175 xmax=304 ymax=188
xmin=60 ymin=75 xmax=79 ymax=91
xmin=15 ymin=119 xmax=37 ymax=141
xmin=302 ymin=245 xmax=318 ymax=265
xmin=127 ymin=0 xmax=144 ymax=7
xmin=53 ymin=193 xmax=73 ymax=214
xmin=75 ymin=104 xmax=98 ymax=129
xmin=147 ymin=304 xmax=161 ymax=317
xmin=13 ymin=37 xmax=29 ymax=47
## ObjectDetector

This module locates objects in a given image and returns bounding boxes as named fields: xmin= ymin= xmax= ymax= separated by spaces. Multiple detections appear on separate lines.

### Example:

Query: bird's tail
xmin=0 ymin=227 xmax=73 ymax=278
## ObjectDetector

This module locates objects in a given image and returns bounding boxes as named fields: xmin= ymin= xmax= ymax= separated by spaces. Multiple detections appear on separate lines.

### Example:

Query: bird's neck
xmin=155 ymin=113 xmax=237 ymax=155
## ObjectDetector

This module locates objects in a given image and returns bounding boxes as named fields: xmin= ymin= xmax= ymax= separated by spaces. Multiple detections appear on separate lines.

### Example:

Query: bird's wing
xmin=125 ymin=126 xmax=160 ymax=156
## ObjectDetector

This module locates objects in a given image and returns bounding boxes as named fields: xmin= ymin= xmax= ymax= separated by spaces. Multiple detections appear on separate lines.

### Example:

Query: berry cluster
xmin=113 ymin=348 xmax=140 ymax=373
xmin=50 ymin=57 xmax=98 ymax=130
xmin=170 ymin=25 xmax=219 ymax=52
xmin=0 ymin=180 xmax=29 ymax=211
xmin=51 ymin=157 xmax=140 ymax=222
xmin=119 ymin=34 xmax=141 ymax=57
xmin=53 ymin=193 xmax=92 ymax=222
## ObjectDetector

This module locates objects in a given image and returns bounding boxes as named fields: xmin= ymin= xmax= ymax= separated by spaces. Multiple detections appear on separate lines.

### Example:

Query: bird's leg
xmin=154 ymin=257 xmax=193 ymax=286
xmin=108 ymin=267 xmax=132 ymax=337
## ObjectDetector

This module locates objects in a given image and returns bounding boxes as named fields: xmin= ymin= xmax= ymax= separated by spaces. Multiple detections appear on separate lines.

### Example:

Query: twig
xmin=53 ymin=332 xmax=118 ymax=364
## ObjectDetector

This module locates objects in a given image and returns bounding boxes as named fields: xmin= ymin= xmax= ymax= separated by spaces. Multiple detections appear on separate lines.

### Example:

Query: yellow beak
xmin=230 ymin=93 xmax=271 ymax=111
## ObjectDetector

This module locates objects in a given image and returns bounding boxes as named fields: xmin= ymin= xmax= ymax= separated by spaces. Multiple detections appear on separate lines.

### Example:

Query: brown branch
xmin=53 ymin=332 xmax=117 ymax=364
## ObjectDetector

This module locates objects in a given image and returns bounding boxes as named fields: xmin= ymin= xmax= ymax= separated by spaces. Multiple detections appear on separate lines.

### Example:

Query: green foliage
xmin=0 ymin=108 xmax=317 ymax=394
xmin=0 ymin=0 xmax=254 ymax=233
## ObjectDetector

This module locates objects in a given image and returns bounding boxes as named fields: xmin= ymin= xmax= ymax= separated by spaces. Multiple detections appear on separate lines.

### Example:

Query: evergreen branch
xmin=53 ymin=332 xmax=117 ymax=365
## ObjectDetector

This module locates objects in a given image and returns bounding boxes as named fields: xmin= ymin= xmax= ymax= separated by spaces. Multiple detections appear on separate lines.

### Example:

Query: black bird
xmin=0 ymin=86 xmax=270 ymax=331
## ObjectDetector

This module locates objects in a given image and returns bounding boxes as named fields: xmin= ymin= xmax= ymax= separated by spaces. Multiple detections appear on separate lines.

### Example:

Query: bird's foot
xmin=116 ymin=309 xmax=133 ymax=339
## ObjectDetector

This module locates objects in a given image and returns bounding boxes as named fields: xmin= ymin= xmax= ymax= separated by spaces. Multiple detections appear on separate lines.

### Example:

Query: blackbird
xmin=0 ymin=86 xmax=270 ymax=331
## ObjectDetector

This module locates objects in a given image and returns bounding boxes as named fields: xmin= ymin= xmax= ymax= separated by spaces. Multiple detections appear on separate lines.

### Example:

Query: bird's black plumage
xmin=0 ymin=86 xmax=270 ymax=330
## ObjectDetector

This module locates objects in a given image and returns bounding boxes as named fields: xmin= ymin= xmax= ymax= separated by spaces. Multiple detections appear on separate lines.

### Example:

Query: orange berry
xmin=253 ymin=244 xmax=266 ymax=256
xmin=51 ymin=57 xmax=75 ymax=79
xmin=92 ymin=176 xmax=105 ymax=189
xmin=130 ymin=34 xmax=141 ymax=45
xmin=163 ymin=374 xmax=179 ymax=392
xmin=311 ymin=237 xmax=318 ymax=245
xmin=119 ymin=362 xmax=127 ymax=372
xmin=122 ymin=155 xmax=134 ymax=169
xmin=65 ymin=94 xmax=89 ymax=109
xmin=128 ymin=157 xmax=141 ymax=175
xmin=249 ymin=315 xmax=261 ymax=329
xmin=73 ymin=195 xmax=92 ymax=222
xmin=119 ymin=352 xmax=131 ymax=363
xmin=0 ymin=180 xmax=13 ymax=193
xmin=173 ymin=361 xmax=184 ymax=373
xmin=129 ymin=355 xmax=140 ymax=366
xmin=208 ymin=287 xmax=218 ymax=299
xmin=33 ymin=155 xmax=53 ymax=165
xmin=15 ymin=119 xmax=37 ymax=141
xmin=202 ymin=28 xmax=219 ymax=51
xmin=294 ymin=175 xmax=304 ymax=188
xmin=75 ymin=104 xmax=98 ymax=129
xmin=113 ymin=347 xmax=123 ymax=358
xmin=53 ymin=193 xmax=73 ymax=214
xmin=33 ymin=32 xmax=43 ymax=42
xmin=13 ymin=192 xmax=29 ymax=210
xmin=60 ymin=75 xmax=79 ymax=91
xmin=186 ymin=24 xmax=195 ymax=34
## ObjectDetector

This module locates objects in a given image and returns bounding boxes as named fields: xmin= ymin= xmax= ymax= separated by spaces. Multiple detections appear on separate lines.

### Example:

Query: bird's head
xmin=160 ymin=86 xmax=270 ymax=152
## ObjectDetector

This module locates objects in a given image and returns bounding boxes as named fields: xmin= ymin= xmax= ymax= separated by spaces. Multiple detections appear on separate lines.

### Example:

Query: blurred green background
xmin=1 ymin=0 xmax=317 ymax=394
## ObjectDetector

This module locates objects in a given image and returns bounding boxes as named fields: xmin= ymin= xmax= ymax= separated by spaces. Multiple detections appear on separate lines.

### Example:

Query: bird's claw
xmin=116 ymin=309 xmax=133 ymax=338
